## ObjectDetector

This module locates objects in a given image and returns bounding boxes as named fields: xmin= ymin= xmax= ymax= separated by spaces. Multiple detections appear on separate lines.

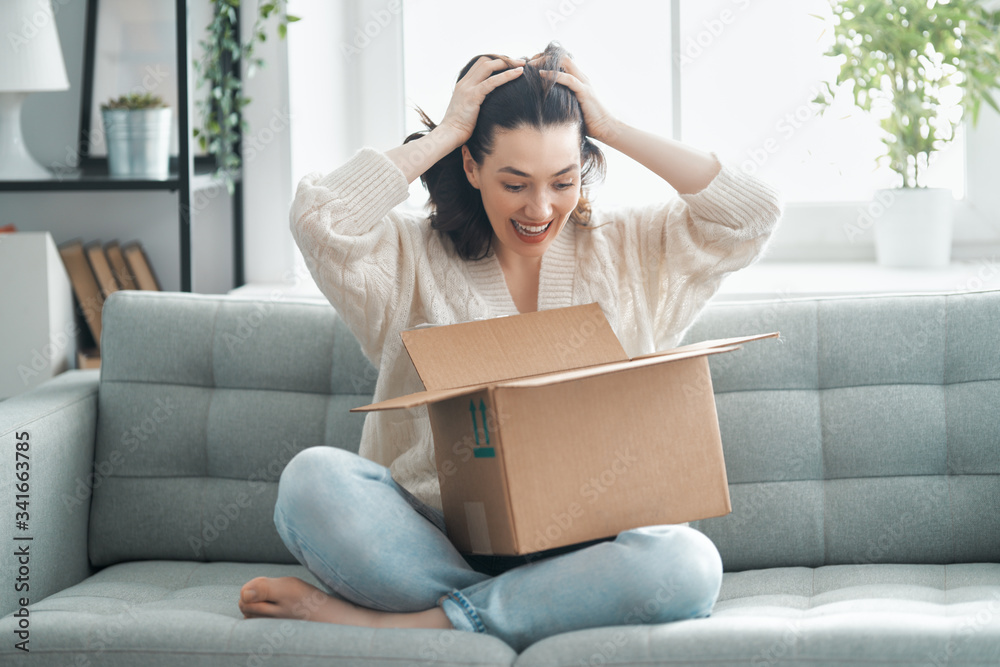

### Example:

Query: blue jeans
xmin=272 ymin=446 xmax=723 ymax=652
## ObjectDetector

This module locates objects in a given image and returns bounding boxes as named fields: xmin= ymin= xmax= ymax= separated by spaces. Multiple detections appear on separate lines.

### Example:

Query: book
xmin=122 ymin=241 xmax=161 ymax=291
xmin=104 ymin=241 xmax=137 ymax=290
xmin=77 ymin=348 xmax=101 ymax=370
xmin=85 ymin=241 xmax=120 ymax=299
xmin=58 ymin=240 xmax=104 ymax=350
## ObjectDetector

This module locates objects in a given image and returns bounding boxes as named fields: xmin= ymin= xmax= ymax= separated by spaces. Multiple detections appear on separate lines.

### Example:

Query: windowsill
xmin=713 ymin=260 xmax=1000 ymax=301
xmin=229 ymin=260 xmax=1000 ymax=303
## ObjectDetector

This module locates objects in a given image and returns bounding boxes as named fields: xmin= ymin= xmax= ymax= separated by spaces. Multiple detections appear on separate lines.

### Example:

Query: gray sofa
xmin=2 ymin=288 xmax=998 ymax=666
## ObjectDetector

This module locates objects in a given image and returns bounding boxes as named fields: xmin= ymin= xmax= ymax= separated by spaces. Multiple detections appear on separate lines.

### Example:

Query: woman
xmin=238 ymin=43 xmax=782 ymax=651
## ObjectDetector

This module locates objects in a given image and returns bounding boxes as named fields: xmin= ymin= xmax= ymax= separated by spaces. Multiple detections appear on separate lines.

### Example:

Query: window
xmin=678 ymin=0 xmax=965 ymax=202
xmin=380 ymin=0 xmax=997 ymax=261
xmin=401 ymin=0 xmax=676 ymax=210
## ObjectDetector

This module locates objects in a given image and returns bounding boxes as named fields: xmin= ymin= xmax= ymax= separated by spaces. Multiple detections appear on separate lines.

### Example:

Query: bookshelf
xmin=0 ymin=0 xmax=244 ymax=292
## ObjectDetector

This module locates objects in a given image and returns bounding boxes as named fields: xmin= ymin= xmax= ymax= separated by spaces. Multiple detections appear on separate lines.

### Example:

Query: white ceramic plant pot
xmin=873 ymin=187 xmax=953 ymax=269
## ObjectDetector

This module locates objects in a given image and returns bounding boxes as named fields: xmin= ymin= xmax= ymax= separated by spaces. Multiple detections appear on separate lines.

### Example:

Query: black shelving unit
xmin=0 ymin=0 xmax=244 ymax=292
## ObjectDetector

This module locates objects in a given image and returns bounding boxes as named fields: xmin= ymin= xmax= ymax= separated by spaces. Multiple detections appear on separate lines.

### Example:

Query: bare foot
xmin=238 ymin=576 xmax=454 ymax=630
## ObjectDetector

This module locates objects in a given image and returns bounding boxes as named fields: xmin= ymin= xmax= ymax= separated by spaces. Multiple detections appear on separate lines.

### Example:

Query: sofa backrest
xmin=91 ymin=289 xmax=1000 ymax=571
xmin=89 ymin=291 xmax=376 ymax=566
xmin=684 ymin=290 xmax=1000 ymax=571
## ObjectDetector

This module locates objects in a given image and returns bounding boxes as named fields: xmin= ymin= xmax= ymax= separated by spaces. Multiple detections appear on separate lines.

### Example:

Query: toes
xmin=241 ymin=576 xmax=275 ymax=603
xmin=239 ymin=600 xmax=279 ymax=619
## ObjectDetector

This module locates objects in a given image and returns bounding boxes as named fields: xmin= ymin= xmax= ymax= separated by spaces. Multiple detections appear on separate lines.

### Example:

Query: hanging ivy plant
xmin=193 ymin=1 xmax=299 ymax=193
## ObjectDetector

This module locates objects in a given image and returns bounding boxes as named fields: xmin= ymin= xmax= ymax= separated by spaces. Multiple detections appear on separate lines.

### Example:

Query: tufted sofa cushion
xmin=516 ymin=563 xmax=1000 ymax=666
xmin=88 ymin=291 xmax=377 ymax=567
xmin=684 ymin=291 xmax=1000 ymax=571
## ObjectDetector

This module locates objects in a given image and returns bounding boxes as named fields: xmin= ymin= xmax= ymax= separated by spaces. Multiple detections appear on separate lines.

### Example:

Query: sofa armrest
xmin=0 ymin=370 xmax=100 ymax=618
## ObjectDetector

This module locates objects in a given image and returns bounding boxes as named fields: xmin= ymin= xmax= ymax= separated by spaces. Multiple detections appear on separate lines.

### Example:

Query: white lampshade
xmin=0 ymin=0 xmax=70 ymax=92
xmin=0 ymin=0 xmax=69 ymax=179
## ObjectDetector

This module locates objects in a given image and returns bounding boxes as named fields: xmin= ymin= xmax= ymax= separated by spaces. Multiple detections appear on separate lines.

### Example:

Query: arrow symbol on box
xmin=480 ymin=399 xmax=490 ymax=445
xmin=470 ymin=400 xmax=480 ymax=446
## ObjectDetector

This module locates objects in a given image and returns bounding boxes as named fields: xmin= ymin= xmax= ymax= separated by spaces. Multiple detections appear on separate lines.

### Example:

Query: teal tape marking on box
xmin=473 ymin=448 xmax=495 ymax=458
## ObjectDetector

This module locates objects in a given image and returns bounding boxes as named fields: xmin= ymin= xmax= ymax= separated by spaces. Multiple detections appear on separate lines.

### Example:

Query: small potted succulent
xmin=101 ymin=92 xmax=172 ymax=179
xmin=816 ymin=0 xmax=1000 ymax=268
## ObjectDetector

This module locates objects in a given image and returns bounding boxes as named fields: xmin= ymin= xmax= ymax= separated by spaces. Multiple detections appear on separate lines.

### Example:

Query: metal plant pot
xmin=102 ymin=107 xmax=172 ymax=179
xmin=873 ymin=187 xmax=953 ymax=268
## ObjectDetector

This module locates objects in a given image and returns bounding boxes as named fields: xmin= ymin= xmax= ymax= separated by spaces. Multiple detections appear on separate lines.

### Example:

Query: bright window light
xmin=401 ymin=0 xmax=674 ymax=210
xmin=678 ymin=0 xmax=965 ymax=202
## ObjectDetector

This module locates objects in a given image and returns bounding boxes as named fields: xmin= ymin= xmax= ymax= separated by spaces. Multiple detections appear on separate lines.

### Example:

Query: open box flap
xmin=400 ymin=303 xmax=628 ymax=391
xmin=497 ymin=344 xmax=744 ymax=388
xmin=352 ymin=345 xmax=743 ymax=412
xmin=351 ymin=383 xmax=492 ymax=412
xmin=631 ymin=331 xmax=780 ymax=361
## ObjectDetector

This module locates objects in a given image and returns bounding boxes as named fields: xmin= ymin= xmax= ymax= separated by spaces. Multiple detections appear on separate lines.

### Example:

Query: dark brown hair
xmin=404 ymin=42 xmax=606 ymax=261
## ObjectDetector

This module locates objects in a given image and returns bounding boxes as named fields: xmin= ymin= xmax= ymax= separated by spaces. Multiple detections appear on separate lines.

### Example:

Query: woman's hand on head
xmin=531 ymin=54 xmax=620 ymax=146
xmin=438 ymin=56 xmax=525 ymax=146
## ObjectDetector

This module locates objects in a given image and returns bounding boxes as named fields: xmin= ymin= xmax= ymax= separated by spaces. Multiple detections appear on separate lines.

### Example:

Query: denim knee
xmin=616 ymin=525 xmax=723 ymax=623
xmin=274 ymin=446 xmax=376 ymax=522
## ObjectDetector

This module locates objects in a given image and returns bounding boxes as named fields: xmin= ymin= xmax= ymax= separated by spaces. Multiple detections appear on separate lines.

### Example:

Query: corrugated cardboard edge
xmin=632 ymin=331 xmax=779 ymax=360
xmin=353 ymin=331 xmax=780 ymax=412
xmin=499 ymin=344 xmax=744 ymax=388
xmin=352 ymin=383 xmax=491 ymax=412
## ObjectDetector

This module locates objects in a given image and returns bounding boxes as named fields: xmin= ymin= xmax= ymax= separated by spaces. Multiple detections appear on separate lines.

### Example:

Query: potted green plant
xmin=193 ymin=1 xmax=299 ymax=193
xmin=816 ymin=0 xmax=1000 ymax=268
xmin=101 ymin=92 xmax=172 ymax=180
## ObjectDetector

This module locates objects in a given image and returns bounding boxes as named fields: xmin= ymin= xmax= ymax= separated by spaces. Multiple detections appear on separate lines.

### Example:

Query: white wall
xmin=285 ymin=0 xmax=405 ymax=283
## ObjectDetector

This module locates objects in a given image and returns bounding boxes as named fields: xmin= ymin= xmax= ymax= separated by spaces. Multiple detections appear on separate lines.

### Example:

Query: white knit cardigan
xmin=290 ymin=147 xmax=783 ymax=510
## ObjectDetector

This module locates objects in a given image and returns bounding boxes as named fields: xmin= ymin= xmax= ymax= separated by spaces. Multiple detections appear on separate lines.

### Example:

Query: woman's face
xmin=463 ymin=124 xmax=582 ymax=261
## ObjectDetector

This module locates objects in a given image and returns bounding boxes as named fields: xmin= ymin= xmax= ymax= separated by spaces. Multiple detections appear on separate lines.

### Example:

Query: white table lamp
xmin=0 ymin=0 xmax=70 ymax=179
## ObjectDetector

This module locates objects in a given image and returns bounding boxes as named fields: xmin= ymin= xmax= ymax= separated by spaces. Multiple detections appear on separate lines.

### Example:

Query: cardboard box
xmin=354 ymin=303 xmax=777 ymax=555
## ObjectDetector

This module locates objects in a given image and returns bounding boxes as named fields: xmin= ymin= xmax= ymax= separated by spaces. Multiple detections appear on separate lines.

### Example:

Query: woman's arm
xmin=536 ymin=57 xmax=719 ymax=194
xmin=598 ymin=124 xmax=721 ymax=196
xmin=535 ymin=54 xmax=782 ymax=345
xmin=386 ymin=56 xmax=524 ymax=183
xmin=291 ymin=57 xmax=526 ymax=361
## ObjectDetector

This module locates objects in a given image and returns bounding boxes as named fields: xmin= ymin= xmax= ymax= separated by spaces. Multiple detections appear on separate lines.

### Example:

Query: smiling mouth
xmin=511 ymin=219 xmax=553 ymax=237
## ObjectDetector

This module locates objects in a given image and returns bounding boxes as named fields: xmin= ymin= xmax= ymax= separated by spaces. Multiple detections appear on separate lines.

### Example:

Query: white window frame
xmin=345 ymin=0 xmax=1000 ymax=262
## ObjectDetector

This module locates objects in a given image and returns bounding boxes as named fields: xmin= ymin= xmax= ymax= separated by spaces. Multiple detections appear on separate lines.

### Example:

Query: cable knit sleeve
xmin=289 ymin=148 xmax=415 ymax=364
xmin=640 ymin=157 xmax=783 ymax=348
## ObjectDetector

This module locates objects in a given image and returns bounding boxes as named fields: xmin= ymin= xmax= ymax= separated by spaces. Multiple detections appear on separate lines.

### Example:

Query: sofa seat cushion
xmin=0 ymin=560 xmax=516 ymax=667
xmin=517 ymin=563 xmax=1000 ymax=666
